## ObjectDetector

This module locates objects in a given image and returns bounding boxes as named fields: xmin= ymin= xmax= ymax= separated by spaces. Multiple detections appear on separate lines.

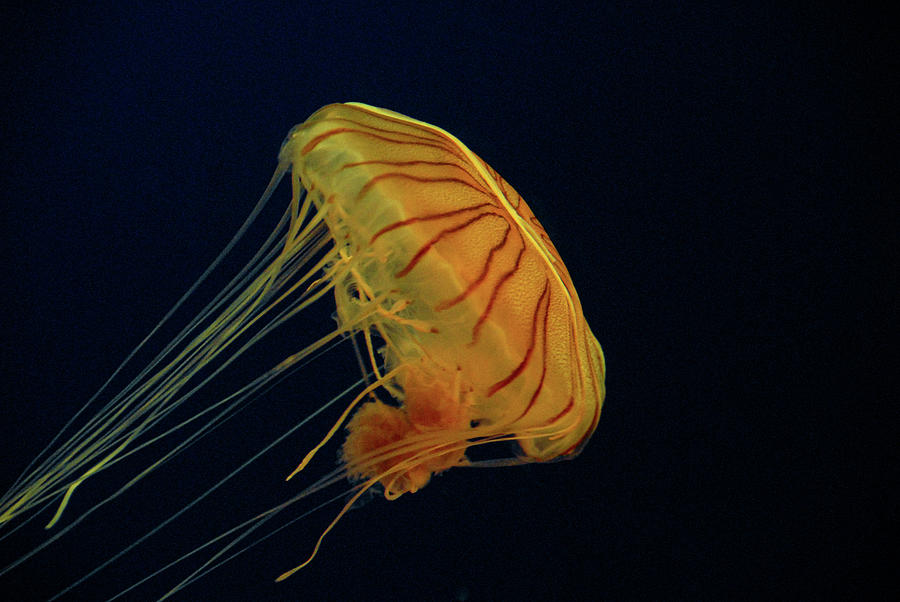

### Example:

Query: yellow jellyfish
xmin=0 ymin=103 xmax=605 ymax=593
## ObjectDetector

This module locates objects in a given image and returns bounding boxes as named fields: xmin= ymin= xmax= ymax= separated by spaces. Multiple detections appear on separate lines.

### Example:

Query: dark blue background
xmin=0 ymin=3 xmax=887 ymax=601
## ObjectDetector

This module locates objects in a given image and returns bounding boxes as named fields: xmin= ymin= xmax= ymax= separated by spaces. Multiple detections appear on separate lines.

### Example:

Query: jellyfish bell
xmin=0 ymin=102 xmax=605 ymax=597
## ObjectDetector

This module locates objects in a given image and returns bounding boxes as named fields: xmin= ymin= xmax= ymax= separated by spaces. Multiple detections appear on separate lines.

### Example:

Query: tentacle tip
xmin=276 ymin=559 xmax=311 ymax=582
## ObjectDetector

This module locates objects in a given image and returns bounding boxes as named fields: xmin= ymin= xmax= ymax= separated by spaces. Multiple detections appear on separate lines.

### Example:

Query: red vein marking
xmin=303 ymin=114 xmax=472 ymax=167
xmin=556 ymin=384 xmax=599 ymax=458
xmin=548 ymin=395 xmax=576 ymax=429
xmin=341 ymin=159 xmax=464 ymax=170
xmin=370 ymin=203 xmax=494 ymax=244
xmin=541 ymin=317 xmax=585 ymax=444
xmin=298 ymin=113 xmax=490 ymax=193
xmin=471 ymin=246 xmax=524 ymax=346
xmin=333 ymin=109 xmax=450 ymax=144
xmin=305 ymin=114 xmax=446 ymax=145
xmin=330 ymin=110 xmax=481 ymax=173
xmin=395 ymin=211 xmax=503 ymax=278
xmin=515 ymin=282 xmax=551 ymax=421
xmin=487 ymin=279 xmax=548 ymax=398
xmin=301 ymin=128 xmax=450 ymax=158
xmin=435 ymin=224 xmax=512 ymax=311
xmin=357 ymin=172 xmax=493 ymax=203
xmin=340 ymin=159 xmax=483 ymax=187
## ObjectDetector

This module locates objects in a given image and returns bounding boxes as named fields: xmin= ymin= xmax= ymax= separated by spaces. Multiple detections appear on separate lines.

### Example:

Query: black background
xmin=0 ymin=3 xmax=890 ymax=601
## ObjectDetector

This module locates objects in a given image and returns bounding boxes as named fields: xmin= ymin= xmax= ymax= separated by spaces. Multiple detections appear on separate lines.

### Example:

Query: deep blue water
xmin=0 ymin=3 xmax=885 ymax=601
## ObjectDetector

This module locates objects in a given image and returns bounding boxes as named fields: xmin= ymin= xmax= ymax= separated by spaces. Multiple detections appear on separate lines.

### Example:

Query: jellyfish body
xmin=0 ymin=103 xmax=605 ymax=591
xmin=280 ymin=103 xmax=605 ymax=500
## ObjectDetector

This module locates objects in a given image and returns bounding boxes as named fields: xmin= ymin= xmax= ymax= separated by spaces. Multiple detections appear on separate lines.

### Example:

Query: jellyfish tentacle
xmin=285 ymin=366 xmax=404 ymax=480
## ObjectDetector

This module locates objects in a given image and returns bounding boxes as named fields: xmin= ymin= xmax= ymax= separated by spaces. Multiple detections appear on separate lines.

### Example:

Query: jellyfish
xmin=0 ymin=103 xmax=605 ymax=596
